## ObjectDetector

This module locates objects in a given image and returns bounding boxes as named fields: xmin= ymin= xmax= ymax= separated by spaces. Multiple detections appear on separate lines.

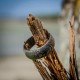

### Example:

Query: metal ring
xmin=23 ymin=34 xmax=55 ymax=60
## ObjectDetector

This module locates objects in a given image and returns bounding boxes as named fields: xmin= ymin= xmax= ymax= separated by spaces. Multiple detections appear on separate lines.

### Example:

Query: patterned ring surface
xmin=23 ymin=34 xmax=55 ymax=60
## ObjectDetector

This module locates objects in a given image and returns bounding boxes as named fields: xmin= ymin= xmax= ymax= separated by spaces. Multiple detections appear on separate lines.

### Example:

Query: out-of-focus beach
xmin=0 ymin=19 xmax=61 ymax=80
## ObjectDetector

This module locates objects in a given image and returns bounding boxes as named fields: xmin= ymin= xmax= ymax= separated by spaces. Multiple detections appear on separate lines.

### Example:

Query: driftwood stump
xmin=23 ymin=14 xmax=79 ymax=80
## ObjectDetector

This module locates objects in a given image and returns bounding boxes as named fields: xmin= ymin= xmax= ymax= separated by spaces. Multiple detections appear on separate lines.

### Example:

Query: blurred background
xmin=0 ymin=0 xmax=80 ymax=80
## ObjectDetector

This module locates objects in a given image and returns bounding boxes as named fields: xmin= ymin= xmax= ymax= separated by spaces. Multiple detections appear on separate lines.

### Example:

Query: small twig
xmin=69 ymin=16 xmax=79 ymax=80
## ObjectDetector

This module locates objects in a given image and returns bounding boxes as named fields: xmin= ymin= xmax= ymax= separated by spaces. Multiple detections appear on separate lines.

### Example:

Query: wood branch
xmin=27 ymin=14 xmax=52 ymax=80
xmin=26 ymin=14 xmax=69 ymax=80
xmin=27 ymin=14 xmax=47 ymax=47
xmin=34 ymin=61 xmax=53 ymax=80
xmin=69 ymin=16 xmax=79 ymax=80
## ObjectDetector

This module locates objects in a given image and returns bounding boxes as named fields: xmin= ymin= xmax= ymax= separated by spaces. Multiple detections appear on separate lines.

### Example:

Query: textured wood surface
xmin=26 ymin=14 xmax=69 ymax=80
xmin=69 ymin=16 xmax=79 ymax=80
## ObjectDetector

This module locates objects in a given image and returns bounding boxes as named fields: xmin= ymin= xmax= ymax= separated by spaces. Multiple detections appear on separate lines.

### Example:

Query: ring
xmin=23 ymin=34 xmax=55 ymax=60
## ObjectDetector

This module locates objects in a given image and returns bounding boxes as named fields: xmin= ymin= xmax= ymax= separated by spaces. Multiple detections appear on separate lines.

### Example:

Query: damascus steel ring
xmin=23 ymin=34 xmax=55 ymax=60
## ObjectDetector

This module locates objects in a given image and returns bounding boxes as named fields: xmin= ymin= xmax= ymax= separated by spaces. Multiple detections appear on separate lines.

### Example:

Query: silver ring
xmin=23 ymin=34 xmax=55 ymax=60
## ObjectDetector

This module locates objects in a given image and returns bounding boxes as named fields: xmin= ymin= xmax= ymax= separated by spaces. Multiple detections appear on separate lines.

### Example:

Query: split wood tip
xmin=26 ymin=14 xmax=36 ymax=26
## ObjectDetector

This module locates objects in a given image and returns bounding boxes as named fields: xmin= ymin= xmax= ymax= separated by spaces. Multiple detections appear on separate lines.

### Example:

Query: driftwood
xmin=24 ymin=14 xmax=69 ymax=80
xmin=69 ymin=16 xmax=79 ymax=80
xmin=23 ymin=14 xmax=79 ymax=80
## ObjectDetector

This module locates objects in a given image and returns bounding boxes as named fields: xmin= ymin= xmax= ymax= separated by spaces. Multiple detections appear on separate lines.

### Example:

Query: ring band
xmin=23 ymin=34 xmax=55 ymax=60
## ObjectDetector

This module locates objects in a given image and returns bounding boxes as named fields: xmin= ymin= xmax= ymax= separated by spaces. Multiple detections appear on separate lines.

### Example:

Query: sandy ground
xmin=0 ymin=56 xmax=42 ymax=80
xmin=0 ymin=55 xmax=80 ymax=80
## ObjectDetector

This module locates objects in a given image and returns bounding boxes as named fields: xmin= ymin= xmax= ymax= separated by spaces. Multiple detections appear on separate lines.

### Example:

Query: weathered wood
xmin=27 ymin=14 xmax=52 ymax=80
xmin=69 ymin=16 xmax=79 ymax=80
xmin=69 ymin=17 xmax=79 ymax=80
xmin=26 ymin=14 xmax=69 ymax=80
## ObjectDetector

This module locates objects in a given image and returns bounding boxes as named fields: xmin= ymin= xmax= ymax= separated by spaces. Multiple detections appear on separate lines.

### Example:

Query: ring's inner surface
xmin=24 ymin=36 xmax=35 ymax=50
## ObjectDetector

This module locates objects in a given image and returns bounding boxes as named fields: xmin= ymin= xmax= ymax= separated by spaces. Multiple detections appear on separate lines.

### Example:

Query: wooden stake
xmin=26 ymin=14 xmax=69 ymax=80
